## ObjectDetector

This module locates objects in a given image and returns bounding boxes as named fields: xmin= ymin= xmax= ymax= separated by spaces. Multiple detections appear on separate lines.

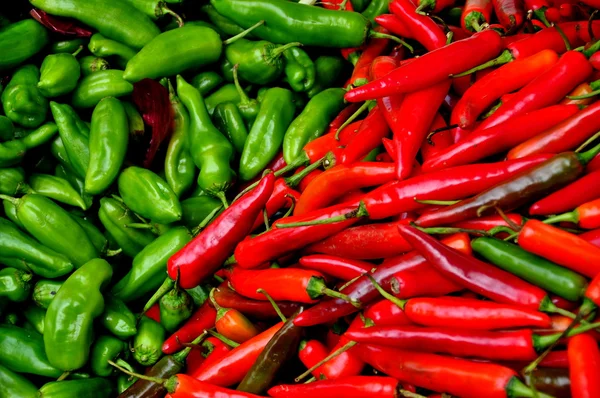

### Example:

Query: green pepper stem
xmin=400 ymin=390 xmax=429 ymax=398
xmin=209 ymin=288 xmax=223 ymax=312
xmin=584 ymin=38 xmax=600 ymax=58
xmin=57 ymin=371 xmax=70 ymax=381
xmin=232 ymin=64 xmax=251 ymax=104
xmin=470 ymin=18 xmax=483 ymax=33
xmin=274 ymin=152 xmax=311 ymax=178
xmin=207 ymin=329 xmax=240 ymax=348
xmin=567 ymin=88 xmax=600 ymax=100
xmin=335 ymin=100 xmax=371 ymax=140
xmin=162 ymin=6 xmax=184 ymax=27
xmin=214 ymin=191 xmax=229 ymax=209
xmin=366 ymin=274 xmax=407 ymax=310
xmin=535 ymin=320 xmax=600 ymax=351
xmin=543 ymin=211 xmax=577 ymax=225
xmin=141 ymin=277 xmax=174 ymax=316
xmin=415 ymin=225 xmax=490 ymax=236
xmin=488 ymin=225 xmax=519 ymax=237
xmin=72 ymin=46 xmax=83 ymax=57
xmin=453 ymin=49 xmax=514 ymax=78
xmin=191 ymin=205 xmax=223 ymax=236
xmin=222 ymin=20 xmax=266 ymax=45
xmin=0 ymin=195 xmax=18 ymax=205
xmin=576 ymin=130 xmax=600 ymax=153
xmin=577 ymin=137 xmax=600 ymax=164
xmin=124 ymin=223 xmax=159 ymax=234
xmin=271 ymin=42 xmax=303 ymax=58
xmin=257 ymin=288 xmax=287 ymax=322
xmin=276 ymin=201 xmax=368 ymax=228
xmin=295 ymin=341 xmax=356 ymax=382
xmin=508 ymin=377 xmax=554 ymax=398
xmin=173 ymin=330 xmax=209 ymax=362
xmin=369 ymin=31 xmax=414 ymax=53
xmin=105 ymin=248 xmax=122 ymax=257
xmin=414 ymin=199 xmax=459 ymax=206
xmin=108 ymin=360 xmax=165 ymax=385
xmin=285 ymin=156 xmax=325 ymax=188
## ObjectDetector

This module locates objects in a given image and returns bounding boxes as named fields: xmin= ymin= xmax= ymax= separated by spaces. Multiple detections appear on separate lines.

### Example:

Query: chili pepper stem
xmin=105 ymin=248 xmax=122 ymax=257
xmin=257 ymin=288 xmax=287 ymax=322
xmin=369 ymin=31 xmax=414 ymax=53
xmin=415 ymin=226 xmax=490 ymax=236
xmin=57 ymin=371 xmax=70 ymax=382
xmin=164 ymin=7 xmax=184 ymax=27
xmin=270 ymin=42 xmax=303 ymax=58
xmin=453 ymin=49 xmax=513 ymax=78
xmin=535 ymin=320 xmax=600 ymax=351
xmin=335 ymin=101 xmax=372 ymax=140
xmin=285 ymin=157 xmax=325 ymax=188
xmin=125 ymin=223 xmax=160 ymax=234
xmin=576 ymin=131 xmax=600 ymax=153
xmin=567 ymin=89 xmax=600 ymax=100
xmin=295 ymin=341 xmax=356 ymax=382
xmin=0 ymin=195 xmax=18 ymax=205
xmin=414 ymin=199 xmax=460 ymax=205
xmin=276 ymin=201 xmax=369 ymax=228
xmin=400 ymin=390 xmax=428 ymax=398
xmin=509 ymin=377 xmax=554 ymax=398
xmin=489 ymin=225 xmax=519 ymax=237
xmin=173 ymin=331 xmax=209 ymax=362
xmin=496 ymin=207 xmax=523 ymax=231
xmin=367 ymin=274 xmax=407 ymax=310
xmin=543 ymin=212 xmax=576 ymax=225
xmin=215 ymin=191 xmax=229 ymax=209
xmin=222 ymin=20 xmax=266 ymax=45
xmin=141 ymin=277 xmax=174 ymax=316
xmin=232 ymin=64 xmax=251 ymax=104
xmin=577 ymin=139 xmax=600 ymax=164
xmin=207 ymin=329 xmax=240 ymax=348
xmin=584 ymin=38 xmax=600 ymax=58
xmin=108 ymin=359 xmax=166 ymax=385
xmin=72 ymin=46 xmax=83 ymax=57
xmin=191 ymin=204 xmax=223 ymax=236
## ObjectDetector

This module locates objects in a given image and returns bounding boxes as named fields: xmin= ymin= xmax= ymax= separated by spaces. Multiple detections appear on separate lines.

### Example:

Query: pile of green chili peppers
xmin=0 ymin=0 xmax=387 ymax=395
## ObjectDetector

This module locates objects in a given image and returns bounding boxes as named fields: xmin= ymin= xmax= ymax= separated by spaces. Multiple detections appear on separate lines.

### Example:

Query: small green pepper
xmin=98 ymin=197 xmax=156 ymax=258
xmin=39 ymin=377 xmax=114 ymax=398
xmin=0 ymin=20 xmax=49 ymax=72
xmin=51 ymin=38 xmax=86 ymax=54
xmin=79 ymin=56 xmax=110 ymax=76
xmin=159 ymin=285 xmax=194 ymax=332
xmin=44 ymin=258 xmax=113 ymax=371
xmin=177 ymin=75 xmax=235 ymax=201
xmin=69 ymin=212 xmax=108 ymax=255
xmin=91 ymin=334 xmax=128 ymax=377
xmin=180 ymin=195 xmax=222 ymax=229
xmin=0 ymin=324 xmax=62 ymax=377
xmin=205 ymin=83 xmax=241 ymax=115
xmin=231 ymin=65 xmax=259 ymax=126
xmin=29 ymin=173 xmax=88 ymax=210
xmin=101 ymin=296 xmax=137 ymax=339
xmin=88 ymin=33 xmax=137 ymax=68
xmin=192 ymin=71 xmax=224 ymax=96
xmin=213 ymin=102 xmax=248 ymax=154
xmin=0 ymin=268 xmax=31 ymax=302
xmin=0 ymin=116 xmax=14 ymax=141
xmin=239 ymin=87 xmax=295 ymax=181
xmin=50 ymin=102 xmax=90 ymax=179
xmin=71 ymin=69 xmax=133 ymax=108
xmin=0 ymin=363 xmax=38 ymax=398
xmin=86 ymin=97 xmax=129 ymax=195
xmin=54 ymin=163 xmax=93 ymax=210
xmin=21 ymin=121 xmax=59 ymax=150
xmin=22 ymin=304 xmax=46 ymax=335
xmin=307 ymin=55 xmax=346 ymax=98
xmin=0 ymin=167 xmax=28 ymax=195
xmin=38 ymin=52 xmax=82 ymax=98
xmin=133 ymin=316 xmax=165 ymax=366
xmin=33 ymin=279 xmax=63 ymax=309
xmin=283 ymin=47 xmax=316 ymax=92
xmin=118 ymin=167 xmax=182 ymax=224
xmin=1 ymin=64 xmax=48 ymax=128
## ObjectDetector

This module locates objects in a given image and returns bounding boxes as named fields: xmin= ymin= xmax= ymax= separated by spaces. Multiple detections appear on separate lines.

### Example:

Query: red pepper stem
xmin=294 ymin=341 xmax=357 ymax=382
xmin=191 ymin=204 xmax=223 ymax=236
xmin=257 ymin=288 xmax=287 ymax=322
xmin=414 ymin=199 xmax=460 ymax=205
xmin=335 ymin=100 xmax=372 ymax=140
xmin=206 ymin=329 xmax=240 ymax=348
xmin=543 ymin=211 xmax=577 ymax=225
xmin=276 ymin=202 xmax=369 ymax=228
xmin=222 ymin=20 xmax=266 ymax=45
xmin=108 ymin=359 xmax=166 ymax=386
xmin=369 ymin=31 xmax=414 ymax=53
xmin=577 ymin=139 xmax=600 ymax=164
xmin=141 ymin=277 xmax=174 ymax=316
xmin=231 ymin=64 xmax=251 ymax=105
xmin=307 ymin=277 xmax=362 ymax=307
xmin=367 ymin=274 xmax=407 ymax=310
xmin=270 ymin=42 xmax=303 ymax=58
xmin=452 ymin=49 xmax=514 ymax=78
xmin=284 ymin=157 xmax=325 ymax=188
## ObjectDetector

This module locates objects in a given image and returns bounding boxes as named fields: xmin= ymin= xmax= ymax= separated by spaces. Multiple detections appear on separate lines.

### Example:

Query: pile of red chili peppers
xmin=127 ymin=0 xmax=600 ymax=397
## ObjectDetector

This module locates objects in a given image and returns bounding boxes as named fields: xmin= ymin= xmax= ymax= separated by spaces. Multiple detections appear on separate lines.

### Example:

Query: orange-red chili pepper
xmin=544 ymin=198 xmax=600 ymax=229
xmin=461 ymin=0 xmax=494 ymax=31
xmin=568 ymin=334 xmax=600 ymax=398
xmin=162 ymin=301 xmax=217 ymax=354
xmin=211 ymin=291 xmax=259 ymax=344
xmin=365 ymin=299 xmax=413 ymax=326
xmin=339 ymin=106 xmax=390 ymax=165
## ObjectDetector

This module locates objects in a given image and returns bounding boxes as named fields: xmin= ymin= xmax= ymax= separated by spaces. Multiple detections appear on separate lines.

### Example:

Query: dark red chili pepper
xmin=397 ymin=224 xmax=557 ymax=311
xmin=492 ymin=0 xmax=525 ymax=31
xmin=461 ymin=0 xmax=494 ymax=32
xmin=168 ymin=173 xmax=275 ymax=289
xmin=374 ymin=14 xmax=413 ymax=39
xmin=211 ymin=285 xmax=301 ymax=320
xmin=29 ymin=9 xmax=93 ymax=37
xmin=420 ymin=113 xmax=453 ymax=163
xmin=389 ymin=0 xmax=447 ymax=51
xmin=451 ymin=49 xmax=560 ymax=129
xmin=162 ymin=301 xmax=217 ymax=354
xmin=146 ymin=302 xmax=161 ymax=323
xmin=339 ymin=106 xmax=390 ymax=165
xmin=418 ymin=0 xmax=456 ymax=13
xmin=350 ymin=27 xmax=391 ymax=87
xmin=298 ymin=339 xmax=328 ymax=379
xmin=293 ymin=233 xmax=471 ymax=326
xmin=268 ymin=376 xmax=398 ymax=398
xmin=345 ymin=30 xmax=503 ymax=101
xmin=538 ymin=350 xmax=569 ymax=368
xmin=424 ymin=104 xmax=579 ymax=171
xmin=568 ymin=333 xmax=600 ymax=398
xmin=365 ymin=299 xmax=413 ymax=326
xmin=322 ymin=0 xmax=354 ymax=10
xmin=298 ymin=255 xmax=373 ymax=280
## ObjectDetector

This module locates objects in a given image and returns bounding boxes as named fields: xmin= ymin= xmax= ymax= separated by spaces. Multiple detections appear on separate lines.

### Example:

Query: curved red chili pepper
xmin=350 ymin=27 xmax=391 ymax=87
xmin=168 ymin=173 xmax=275 ymax=288
xmin=452 ymin=49 xmax=560 ymax=129
xmin=492 ymin=0 xmax=525 ymax=31
xmin=330 ymin=104 xmax=362 ymax=130
xmin=580 ymin=228 xmax=600 ymax=248
xmin=299 ymin=255 xmax=373 ymax=280
xmin=461 ymin=0 xmax=494 ymax=32
xmin=365 ymin=299 xmax=413 ymax=326
xmin=391 ymin=267 xmax=463 ymax=298
xmin=339 ymin=106 xmax=390 ymax=165
xmin=345 ymin=30 xmax=503 ymax=101
xmin=389 ymin=0 xmax=447 ymax=51
xmin=425 ymin=104 xmax=579 ymax=171
xmin=451 ymin=214 xmax=524 ymax=233
xmin=162 ymin=301 xmax=217 ymax=354
xmin=211 ymin=285 xmax=301 ymax=320
xmin=188 ymin=337 xmax=231 ymax=376
xmin=251 ymin=178 xmax=301 ymax=231
xmin=298 ymin=339 xmax=329 ymax=379
xmin=319 ymin=315 xmax=367 ymax=380
xmin=297 ymin=168 xmax=322 ymax=193
xmin=268 ymin=376 xmax=398 ymax=398
xmin=568 ymin=334 xmax=600 ymax=398
xmin=420 ymin=113 xmax=453 ymax=163
xmin=507 ymin=23 xmax=581 ymax=59
xmin=375 ymin=14 xmax=413 ymax=39
xmin=145 ymin=302 xmax=161 ymax=323
xmin=170 ymin=374 xmax=262 ymax=398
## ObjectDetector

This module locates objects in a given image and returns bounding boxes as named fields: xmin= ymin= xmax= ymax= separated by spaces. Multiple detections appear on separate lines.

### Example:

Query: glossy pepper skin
xmin=177 ymin=75 xmax=236 ymax=197
xmin=29 ymin=0 xmax=159 ymax=49
xmin=0 ymin=20 xmax=49 ymax=72
xmin=44 ymin=258 xmax=112 ymax=371
xmin=159 ymin=286 xmax=194 ymax=333
xmin=79 ymin=56 xmax=109 ymax=76
xmin=162 ymin=301 xmax=217 ymax=354
xmin=102 ymin=296 xmax=137 ymax=339
xmin=133 ymin=316 xmax=166 ymax=366
xmin=88 ymin=33 xmax=136 ymax=68
xmin=90 ymin=334 xmax=127 ymax=377
xmin=530 ymin=170 xmax=600 ymax=216
xmin=213 ymin=102 xmax=249 ymax=155
xmin=0 ymin=363 xmax=38 ymax=398
xmin=29 ymin=173 xmax=88 ymax=210
xmin=124 ymin=26 xmax=222 ymax=82
xmin=118 ymin=167 xmax=182 ymax=224
xmin=71 ymin=69 xmax=134 ymax=108
xmin=49 ymin=102 xmax=90 ymax=179
xmin=39 ymin=378 xmax=114 ymax=398
xmin=240 ymin=88 xmax=295 ymax=181
xmin=269 ymin=376 xmax=398 ymax=398
xmin=2 ymin=64 xmax=48 ymax=128
xmin=38 ymin=52 xmax=81 ymax=98
xmin=0 ymin=267 xmax=34 ymax=302
xmin=283 ymin=47 xmax=316 ymax=92
xmin=568 ymin=333 xmax=600 ymax=398
xmin=0 ymin=324 xmax=62 ymax=377
xmin=211 ymin=0 xmax=369 ymax=48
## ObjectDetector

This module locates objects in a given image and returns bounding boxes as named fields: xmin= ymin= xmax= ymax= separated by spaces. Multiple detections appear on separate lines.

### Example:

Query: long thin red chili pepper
xmin=167 ymin=374 xmax=261 ymax=398
xmin=268 ymin=376 xmax=398 ymax=398
xmin=251 ymin=178 xmax=301 ymax=231
xmin=391 ymin=266 xmax=463 ymax=298
xmin=188 ymin=337 xmax=231 ymax=375
xmin=568 ymin=334 xmax=600 ymax=398
xmin=350 ymin=27 xmax=391 ymax=87
xmin=211 ymin=285 xmax=301 ymax=320
xmin=298 ymin=339 xmax=328 ymax=379
xmin=299 ymin=255 xmax=373 ymax=280
xmin=318 ymin=315 xmax=367 ymax=380
xmin=389 ymin=0 xmax=447 ymax=51
xmin=162 ymin=301 xmax=217 ymax=354
xmin=374 ymin=14 xmax=413 ymax=39
xmin=544 ymin=198 xmax=600 ymax=229
xmin=365 ymin=299 xmax=413 ymax=326
xmin=420 ymin=113 xmax=453 ymax=163
xmin=339 ymin=106 xmax=390 ymax=165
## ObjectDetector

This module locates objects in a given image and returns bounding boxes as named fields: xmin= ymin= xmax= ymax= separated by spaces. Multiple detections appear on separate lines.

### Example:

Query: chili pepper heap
xmin=2 ymin=0 xmax=600 ymax=396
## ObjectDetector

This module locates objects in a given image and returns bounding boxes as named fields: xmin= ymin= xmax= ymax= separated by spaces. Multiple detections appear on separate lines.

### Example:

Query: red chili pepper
xmin=461 ymin=0 xmax=494 ymax=31
xmin=145 ymin=302 xmax=161 ymax=323
xmin=355 ymin=343 xmax=537 ymax=398
xmin=365 ymin=299 xmax=413 ymax=326
xmin=168 ymin=173 xmax=275 ymax=288
xmin=294 ymin=163 xmax=395 ymax=215
xmin=350 ymin=28 xmax=391 ymax=87
xmin=568 ymin=334 xmax=600 ymax=398
xmin=420 ymin=113 xmax=453 ymax=163
xmin=524 ymin=0 xmax=549 ymax=11
xmin=507 ymin=23 xmax=581 ymax=59
xmin=162 ymin=301 xmax=217 ymax=354
xmin=268 ymin=376 xmax=398 ymax=398
xmin=424 ymin=104 xmax=579 ymax=171
xmin=397 ymin=224 xmax=555 ymax=311
xmin=538 ymin=350 xmax=569 ymax=368
xmin=589 ymin=52 xmax=600 ymax=71
xmin=452 ymin=49 xmax=560 ymax=129
xmin=298 ymin=340 xmax=329 ymax=379
xmin=374 ymin=14 xmax=413 ymax=39
xmin=451 ymin=214 xmax=525 ymax=233
xmin=321 ymin=0 xmax=354 ymax=10
xmin=304 ymin=221 xmax=413 ymax=260
xmin=580 ymin=228 xmax=600 ymax=248
xmin=298 ymin=255 xmax=373 ymax=280
xmin=191 ymin=322 xmax=282 ymax=386
xmin=211 ymin=291 xmax=259 ymax=344
xmin=188 ymin=337 xmax=231 ymax=375
xmin=562 ymin=82 xmax=598 ymax=106
xmin=492 ymin=0 xmax=525 ymax=31
xmin=389 ymin=0 xmax=447 ymax=51
xmin=391 ymin=266 xmax=463 ymax=298
xmin=330 ymin=104 xmax=362 ymax=130
xmin=185 ymin=347 xmax=206 ymax=375
xmin=418 ymin=0 xmax=456 ymax=13
xmin=211 ymin=285 xmax=301 ymax=320
xmin=345 ymin=30 xmax=503 ymax=101
xmin=297 ymin=168 xmax=322 ymax=193
xmin=339 ymin=106 xmax=390 ymax=165
xmin=167 ymin=374 xmax=262 ymax=398
xmin=293 ymin=233 xmax=471 ymax=326
xmin=543 ymin=198 xmax=600 ymax=229
xmin=517 ymin=219 xmax=600 ymax=278
xmin=508 ymin=102 xmax=600 ymax=159
xmin=551 ymin=295 xmax=578 ymax=311
xmin=319 ymin=315 xmax=367 ymax=380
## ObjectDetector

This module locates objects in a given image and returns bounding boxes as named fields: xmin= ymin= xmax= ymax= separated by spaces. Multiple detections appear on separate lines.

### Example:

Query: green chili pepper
xmin=472 ymin=237 xmax=588 ymax=302
xmin=307 ymin=55 xmax=346 ymax=98
xmin=133 ymin=316 xmax=165 ymax=366
xmin=98 ymin=197 xmax=156 ymax=258
xmin=362 ymin=0 xmax=390 ymax=23
xmin=205 ymin=83 xmax=241 ymax=115
xmin=283 ymin=47 xmax=316 ymax=92
xmin=122 ymin=0 xmax=183 ymax=25
xmin=239 ymin=87 xmax=295 ymax=181
xmin=186 ymin=284 xmax=211 ymax=307
xmin=0 ymin=140 xmax=26 ymax=167
xmin=91 ymin=334 xmax=128 ymax=377
xmin=22 ymin=304 xmax=46 ymax=335
xmin=34 ymin=279 xmax=63 ymax=309
xmin=118 ymin=167 xmax=182 ymax=224
xmin=123 ymin=101 xmax=145 ymax=137
xmin=213 ymin=102 xmax=248 ymax=154
xmin=86 ymin=97 xmax=129 ymax=195
xmin=101 ymin=296 xmax=137 ymax=339
xmin=0 ymin=363 xmax=38 ymax=398
xmin=117 ymin=360 xmax=138 ymax=393
xmin=39 ymin=377 xmax=114 ymax=398
xmin=0 ymin=167 xmax=28 ymax=195
xmin=50 ymin=102 xmax=90 ymax=179
xmin=0 ymin=268 xmax=31 ymax=302
xmin=124 ymin=26 xmax=222 ymax=82
xmin=159 ymin=285 xmax=194 ymax=332
xmin=44 ymin=258 xmax=112 ymax=371
xmin=54 ymin=163 xmax=93 ymax=210
xmin=51 ymin=38 xmax=86 ymax=54
xmin=0 ymin=20 xmax=49 ymax=72
xmin=0 ymin=116 xmax=15 ymax=141
xmin=29 ymin=173 xmax=88 ymax=210
xmin=177 ymin=75 xmax=235 ymax=201
xmin=351 ymin=0 xmax=370 ymax=12
xmin=201 ymin=4 xmax=250 ymax=38
xmin=30 ymin=0 xmax=160 ymax=49
xmin=2 ymin=64 xmax=48 ymax=128
xmin=38 ymin=52 xmax=82 ymax=98
xmin=231 ymin=65 xmax=259 ymax=126
xmin=88 ymin=33 xmax=137 ymax=69
xmin=6 ymin=194 xmax=98 ymax=268
xmin=112 ymin=226 xmax=192 ymax=302
xmin=0 ymin=324 xmax=62 ymax=377
xmin=71 ymin=69 xmax=134 ymax=108
xmin=192 ymin=71 xmax=224 ymax=96
xmin=21 ymin=122 xmax=59 ymax=150
xmin=69 ymin=212 xmax=109 ymax=255
xmin=79 ymin=56 xmax=110 ymax=76
xmin=283 ymin=88 xmax=346 ymax=163
xmin=180 ymin=195 xmax=222 ymax=229
xmin=211 ymin=0 xmax=369 ymax=47
xmin=165 ymin=82 xmax=195 ymax=198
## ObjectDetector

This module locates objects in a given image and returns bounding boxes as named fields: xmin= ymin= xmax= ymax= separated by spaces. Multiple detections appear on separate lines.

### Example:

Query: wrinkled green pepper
xmin=133 ymin=316 xmax=165 ymax=366
xmin=38 ymin=52 xmax=82 ymax=98
xmin=0 ymin=268 xmax=31 ymax=302
xmin=1 ymin=64 xmax=48 ymax=128
xmin=205 ymin=83 xmax=241 ymax=115
xmin=0 ymin=167 xmax=28 ymax=195
xmin=201 ymin=4 xmax=251 ymax=37
xmin=283 ymin=47 xmax=316 ymax=92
